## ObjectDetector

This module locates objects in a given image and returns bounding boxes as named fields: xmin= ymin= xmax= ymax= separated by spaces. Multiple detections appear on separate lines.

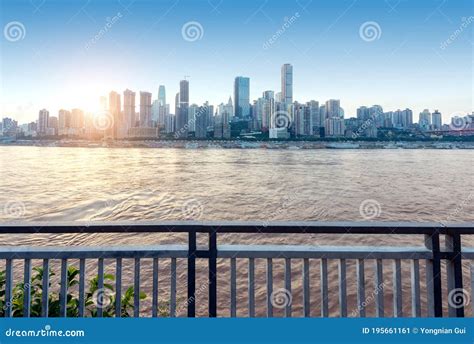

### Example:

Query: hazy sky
xmin=1 ymin=0 xmax=472 ymax=124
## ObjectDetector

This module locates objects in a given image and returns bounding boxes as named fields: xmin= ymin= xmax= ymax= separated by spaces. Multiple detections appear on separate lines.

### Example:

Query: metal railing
xmin=0 ymin=221 xmax=473 ymax=318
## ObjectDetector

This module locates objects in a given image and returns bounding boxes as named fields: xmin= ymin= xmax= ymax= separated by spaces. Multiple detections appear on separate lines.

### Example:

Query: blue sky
xmin=0 ymin=0 xmax=472 ymax=124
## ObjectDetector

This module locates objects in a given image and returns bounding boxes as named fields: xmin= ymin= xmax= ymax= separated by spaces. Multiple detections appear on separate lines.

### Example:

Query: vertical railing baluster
xmin=248 ymin=258 xmax=255 ymax=317
xmin=170 ymin=258 xmax=177 ymax=317
xmin=285 ymin=258 xmax=292 ymax=317
xmin=115 ymin=258 xmax=122 ymax=318
xmin=393 ymin=259 xmax=403 ymax=317
xmin=97 ymin=258 xmax=104 ymax=317
xmin=446 ymin=233 xmax=464 ymax=317
xmin=187 ymin=231 xmax=196 ymax=318
xmin=5 ymin=259 xmax=13 ymax=317
xmin=303 ymin=258 xmax=310 ymax=317
xmin=266 ymin=258 xmax=273 ymax=317
xmin=320 ymin=258 xmax=329 ymax=317
xmin=425 ymin=233 xmax=442 ymax=317
xmin=338 ymin=259 xmax=347 ymax=317
xmin=209 ymin=229 xmax=217 ymax=317
xmin=375 ymin=259 xmax=384 ymax=318
xmin=411 ymin=259 xmax=421 ymax=317
xmin=79 ymin=259 xmax=86 ymax=317
xmin=59 ymin=258 xmax=67 ymax=317
xmin=42 ymin=259 xmax=49 ymax=317
xmin=230 ymin=258 xmax=237 ymax=317
xmin=356 ymin=259 xmax=366 ymax=317
xmin=152 ymin=258 xmax=159 ymax=317
xmin=134 ymin=257 xmax=140 ymax=318
xmin=23 ymin=259 xmax=31 ymax=317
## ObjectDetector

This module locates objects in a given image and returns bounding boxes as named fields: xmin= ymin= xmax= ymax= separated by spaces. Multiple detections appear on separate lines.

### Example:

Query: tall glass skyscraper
xmin=281 ymin=64 xmax=293 ymax=104
xmin=158 ymin=85 xmax=166 ymax=106
xmin=233 ymin=76 xmax=250 ymax=119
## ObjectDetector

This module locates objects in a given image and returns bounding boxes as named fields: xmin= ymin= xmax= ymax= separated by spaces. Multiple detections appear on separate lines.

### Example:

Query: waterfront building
xmin=123 ymin=89 xmax=136 ymax=136
xmin=326 ymin=99 xmax=341 ymax=118
xmin=109 ymin=91 xmax=121 ymax=138
xmin=234 ymin=77 xmax=250 ymax=119
xmin=325 ymin=116 xmax=345 ymax=137
xmin=48 ymin=116 xmax=59 ymax=136
xmin=38 ymin=109 xmax=49 ymax=136
xmin=419 ymin=109 xmax=431 ymax=131
xmin=139 ymin=91 xmax=152 ymax=128
xmin=281 ymin=63 xmax=293 ymax=104
xmin=58 ymin=109 xmax=72 ymax=136
xmin=307 ymin=100 xmax=320 ymax=135
xmin=432 ymin=110 xmax=442 ymax=130
xmin=176 ymin=80 xmax=189 ymax=138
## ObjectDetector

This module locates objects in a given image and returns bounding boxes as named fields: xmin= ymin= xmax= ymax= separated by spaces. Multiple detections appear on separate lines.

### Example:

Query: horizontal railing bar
xmin=0 ymin=245 xmax=188 ymax=259
xmin=216 ymin=245 xmax=434 ymax=259
xmin=0 ymin=221 xmax=473 ymax=234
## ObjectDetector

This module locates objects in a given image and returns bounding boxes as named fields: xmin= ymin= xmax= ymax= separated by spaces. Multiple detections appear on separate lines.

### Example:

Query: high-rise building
xmin=109 ymin=91 xmax=121 ymax=138
xmin=325 ymin=99 xmax=341 ymax=118
xmin=38 ymin=109 xmax=49 ymax=135
xmin=234 ymin=76 xmax=250 ymax=119
xmin=432 ymin=110 xmax=442 ymax=130
xmin=48 ymin=116 xmax=59 ymax=136
xmin=176 ymin=80 xmax=189 ymax=138
xmin=325 ymin=117 xmax=345 ymax=137
xmin=419 ymin=109 xmax=431 ymax=131
xmin=158 ymin=85 xmax=166 ymax=106
xmin=139 ymin=91 xmax=152 ymax=127
xmin=58 ymin=109 xmax=71 ymax=135
xmin=123 ymin=89 xmax=136 ymax=136
xmin=281 ymin=63 xmax=293 ymax=104
xmin=306 ymin=100 xmax=320 ymax=135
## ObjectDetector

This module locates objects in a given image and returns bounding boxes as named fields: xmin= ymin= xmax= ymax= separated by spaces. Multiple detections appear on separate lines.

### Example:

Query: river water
xmin=0 ymin=146 xmax=473 ymax=317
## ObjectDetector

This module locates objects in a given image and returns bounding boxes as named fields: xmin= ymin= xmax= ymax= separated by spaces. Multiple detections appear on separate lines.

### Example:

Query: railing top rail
xmin=0 ymin=221 xmax=473 ymax=234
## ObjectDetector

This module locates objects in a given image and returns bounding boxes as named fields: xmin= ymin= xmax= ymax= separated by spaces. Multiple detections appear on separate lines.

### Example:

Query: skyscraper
xmin=109 ymin=91 xmax=121 ymax=138
xmin=139 ymin=91 xmax=152 ymax=127
xmin=158 ymin=85 xmax=166 ymax=106
xmin=325 ymin=99 xmax=341 ymax=118
xmin=58 ymin=109 xmax=71 ymax=136
xmin=123 ymin=89 xmax=136 ymax=136
xmin=281 ymin=64 xmax=293 ymax=104
xmin=38 ymin=109 xmax=49 ymax=135
xmin=176 ymin=80 xmax=189 ymax=137
xmin=432 ymin=110 xmax=442 ymax=130
xmin=234 ymin=76 xmax=250 ymax=119
xmin=419 ymin=109 xmax=431 ymax=131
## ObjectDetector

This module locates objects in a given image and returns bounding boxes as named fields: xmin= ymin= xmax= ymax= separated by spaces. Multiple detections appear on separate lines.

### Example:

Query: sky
xmin=0 ymin=0 xmax=472 ymax=124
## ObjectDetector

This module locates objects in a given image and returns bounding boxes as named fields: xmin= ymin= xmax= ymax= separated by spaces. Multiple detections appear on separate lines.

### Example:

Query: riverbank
xmin=1 ymin=139 xmax=474 ymax=149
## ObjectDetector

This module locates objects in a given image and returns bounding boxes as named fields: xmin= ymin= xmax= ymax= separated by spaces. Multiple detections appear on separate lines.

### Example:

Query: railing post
xmin=425 ymin=232 xmax=443 ymax=317
xmin=446 ymin=232 xmax=464 ymax=317
xmin=209 ymin=228 xmax=217 ymax=317
xmin=187 ymin=231 xmax=196 ymax=317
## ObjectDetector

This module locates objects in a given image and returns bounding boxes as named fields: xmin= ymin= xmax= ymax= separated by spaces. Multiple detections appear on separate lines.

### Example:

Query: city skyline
xmin=1 ymin=0 xmax=472 ymax=124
